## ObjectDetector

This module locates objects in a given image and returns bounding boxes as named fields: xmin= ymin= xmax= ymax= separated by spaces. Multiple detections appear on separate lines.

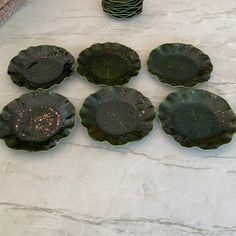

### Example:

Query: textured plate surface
xmin=102 ymin=1 xmax=143 ymax=14
xmin=102 ymin=0 xmax=143 ymax=18
xmin=102 ymin=0 xmax=142 ymax=9
xmin=8 ymin=45 xmax=75 ymax=90
xmin=77 ymin=42 xmax=141 ymax=86
xmin=106 ymin=0 xmax=142 ymax=4
xmin=158 ymin=89 xmax=236 ymax=149
xmin=106 ymin=6 xmax=142 ymax=17
xmin=147 ymin=43 xmax=213 ymax=87
xmin=0 ymin=91 xmax=75 ymax=151
xmin=103 ymin=7 xmax=142 ymax=18
xmin=80 ymin=86 xmax=155 ymax=145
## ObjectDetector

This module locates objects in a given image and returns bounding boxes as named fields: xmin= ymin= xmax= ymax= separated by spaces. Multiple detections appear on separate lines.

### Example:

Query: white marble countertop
xmin=0 ymin=0 xmax=236 ymax=235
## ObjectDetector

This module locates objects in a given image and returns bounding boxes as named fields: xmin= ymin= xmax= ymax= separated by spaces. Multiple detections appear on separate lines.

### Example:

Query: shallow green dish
xmin=102 ymin=0 xmax=143 ymax=18
xmin=158 ymin=89 xmax=236 ymax=149
xmin=109 ymin=0 xmax=138 ymax=3
xmin=103 ymin=8 xmax=142 ymax=18
xmin=8 ymin=45 xmax=75 ymax=90
xmin=147 ymin=43 xmax=213 ymax=87
xmin=77 ymin=42 xmax=141 ymax=86
xmin=80 ymin=87 xmax=155 ymax=145
xmin=102 ymin=0 xmax=142 ymax=10
xmin=103 ymin=0 xmax=139 ymax=4
xmin=105 ymin=0 xmax=142 ymax=5
xmin=103 ymin=2 xmax=143 ymax=14
xmin=0 ymin=91 xmax=75 ymax=151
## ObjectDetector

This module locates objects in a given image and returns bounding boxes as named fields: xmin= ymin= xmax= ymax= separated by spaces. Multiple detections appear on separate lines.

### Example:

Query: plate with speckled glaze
xmin=0 ymin=91 xmax=75 ymax=151
xmin=80 ymin=86 xmax=155 ymax=145
xmin=8 ymin=45 xmax=75 ymax=90
xmin=147 ymin=43 xmax=213 ymax=87
xmin=77 ymin=42 xmax=141 ymax=86
xmin=158 ymin=89 xmax=236 ymax=149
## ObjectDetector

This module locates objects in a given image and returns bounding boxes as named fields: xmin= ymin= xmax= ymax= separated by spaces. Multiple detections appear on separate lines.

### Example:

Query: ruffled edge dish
xmin=158 ymin=89 xmax=236 ymax=149
xmin=8 ymin=45 xmax=75 ymax=90
xmin=80 ymin=86 xmax=156 ymax=145
xmin=0 ymin=91 xmax=75 ymax=151
xmin=147 ymin=43 xmax=213 ymax=87
xmin=77 ymin=43 xmax=141 ymax=86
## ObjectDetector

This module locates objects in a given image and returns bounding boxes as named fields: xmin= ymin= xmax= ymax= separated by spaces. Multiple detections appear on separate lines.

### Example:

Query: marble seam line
xmin=2 ymin=202 xmax=236 ymax=235
xmin=64 ymin=142 xmax=212 ymax=170
xmin=64 ymin=141 xmax=236 ymax=161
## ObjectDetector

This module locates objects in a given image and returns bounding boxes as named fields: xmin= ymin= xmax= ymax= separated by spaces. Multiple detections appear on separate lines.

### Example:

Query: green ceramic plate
xmin=102 ymin=0 xmax=143 ymax=18
xmin=8 ymin=45 xmax=75 ymax=90
xmin=80 ymin=87 xmax=155 ymax=145
xmin=77 ymin=42 xmax=141 ymax=86
xmin=106 ymin=0 xmax=140 ymax=4
xmin=103 ymin=7 xmax=142 ymax=18
xmin=102 ymin=1 xmax=143 ymax=14
xmin=158 ymin=89 xmax=236 ymax=149
xmin=109 ymin=0 xmax=142 ymax=4
xmin=147 ymin=43 xmax=213 ymax=87
xmin=110 ymin=0 xmax=135 ymax=2
xmin=102 ymin=0 xmax=142 ymax=9
xmin=103 ymin=8 xmax=142 ymax=18
xmin=0 ymin=91 xmax=75 ymax=151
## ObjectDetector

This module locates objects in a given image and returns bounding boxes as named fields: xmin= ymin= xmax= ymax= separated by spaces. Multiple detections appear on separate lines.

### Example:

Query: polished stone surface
xmin=0 ymin=0 xmax=236 ymax=235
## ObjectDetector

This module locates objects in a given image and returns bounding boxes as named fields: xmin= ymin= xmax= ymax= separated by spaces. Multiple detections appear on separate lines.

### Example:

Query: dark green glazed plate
xmin=158 ymin=89 xmax=236 ymax=149
xmin=0 ymin=91 xmax=75 ymax=151
xmin=147 ymin=43 xmax=213 ymax=87
xmin=102 ymin=0 xmax=142 ymax=11
xmin=8 ymin=45 xmax=75 ymax=90
xmin=102 ymin=0 xmax=143 ymax=18
xmin=102 ymin=5 xmax=143 ymax=18
xmin=103 ymin=8 xmax=142 ymax=18
xmin=109 ymin=0 xmax=139 ymax=3
xmin=77 ymin=43 xmax=141 ymax=86
xmin=103 ymin=4 xmax=142 ymax=17
xmin=102 ymin=0 xmax=143 ymax=9
xmin=80 ymin=87 xmax=155 ymax=145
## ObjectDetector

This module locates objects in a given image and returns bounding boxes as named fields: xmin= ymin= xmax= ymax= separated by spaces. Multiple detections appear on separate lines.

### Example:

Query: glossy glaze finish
xmin=80 ymin=86 xmax=155 ymax=145
xmin=102 ymin=0 xmax=143 ymax=18
xmin=147 ymin=43 xmax=213 ymax=87
xmin=8 ymin=45 xmax=75 ymax=90
xmin=0 ymin=91 xmax=75 ymax=151
xmin=77 ymin=42 xmax=141 ymax=86
xmin=158 ymin=89 xmax=236 ymax=149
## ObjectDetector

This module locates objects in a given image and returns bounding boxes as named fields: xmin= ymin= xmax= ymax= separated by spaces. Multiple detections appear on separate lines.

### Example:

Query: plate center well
xmin=91 ymin=54 xmax=128 ymax=84
xmin=15 ymin=105 xmax=62 ymax=142
xmin=96 ymin=100 xmax=139 ymax=135
xmin=158 ymin=55 xmax=198 ymax=81
xmin=25 ymin=58 xmax=64 ymax=84
xmin=172 ymin=103 xmax=216 ymax=140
